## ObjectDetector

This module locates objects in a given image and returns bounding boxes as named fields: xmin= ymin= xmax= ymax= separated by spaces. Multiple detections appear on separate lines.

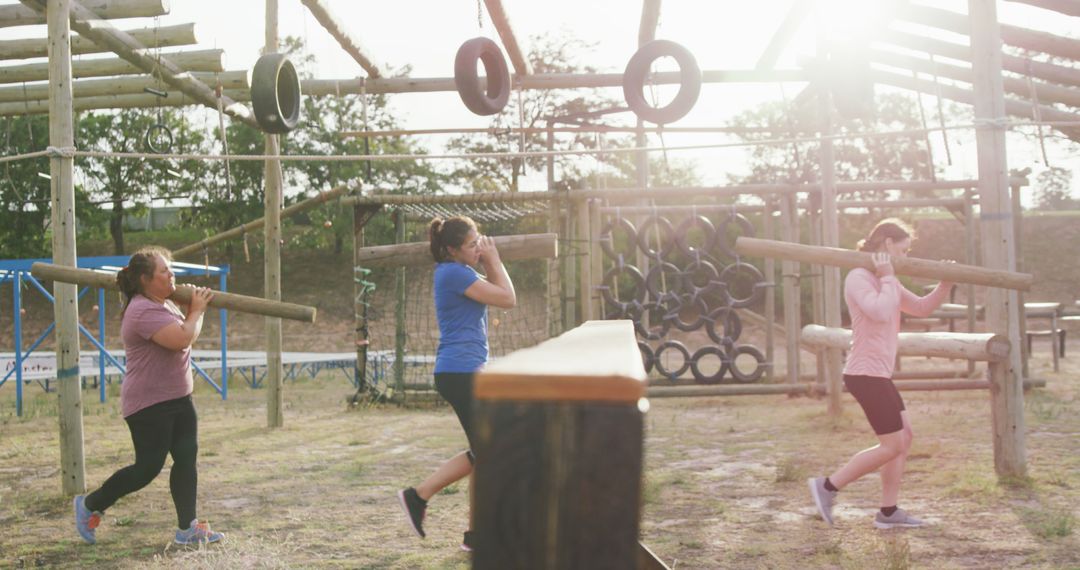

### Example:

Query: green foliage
xmin=1033 ymin=166 xmax=1076 ymax=211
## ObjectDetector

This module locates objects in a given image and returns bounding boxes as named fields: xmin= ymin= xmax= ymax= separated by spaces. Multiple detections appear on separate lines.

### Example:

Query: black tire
xmin=719 ymin=262 xmax=765 ymax=309
xmin=143 ymin=123 xmax=173 ymax=154
xmin=728 ymin=345 xmax=766 ymax=383
xmin=251 ymin=53 xmax=302 ymax=134
xmin=669 ymin=293 xmax=709 ymax=332
xmin=634 ymin=299 xmax=673 ymax=341
xmin=716 ymin=212 xmax=756 ymax=259
xmin=454 ymin=37 xmax=511 ymax=116
xmin=654 ymin=340 xmax=691 ymax=379
xmin=638 ymin=341 xmax=655 ymax=374
xmin=690 ymin=346 xmax=729 ymax=384
xmin=622 ymin=40 xmax=702 ymax=124
xmin=705 ymin=306 xmax=743 ymax=345
xmin=600 ymin=264 xmax=646 ymax=307
xmin=598 ymin=216 xmax=638 ymax=262
xmin=645 ymin=261 xmax=684 ymax=299
xmin=681 ymin=258 xmax=720 ymax=300
xmin=636 ymin=215 xmax=675 ymax=259
xmin=674 ymin=215 xmax=718 ymax=258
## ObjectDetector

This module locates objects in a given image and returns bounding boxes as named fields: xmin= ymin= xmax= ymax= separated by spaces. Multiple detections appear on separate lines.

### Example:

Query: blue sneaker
xmin=73 ymin=495 xmax=101 ymax=544
xmin=174 ymin=519 xmax=224 ymax=545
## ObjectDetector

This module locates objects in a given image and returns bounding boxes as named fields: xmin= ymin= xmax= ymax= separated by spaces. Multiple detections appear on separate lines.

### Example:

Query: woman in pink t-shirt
xmin=73 ymin=247 xmax=224 ymax=545
xmin=808 ymin=219 xmax=953 ymax=529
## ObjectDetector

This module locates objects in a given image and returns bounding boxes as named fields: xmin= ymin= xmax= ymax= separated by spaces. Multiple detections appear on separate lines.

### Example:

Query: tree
xmin=1033 ymin=166 xmax=1075 ymax=211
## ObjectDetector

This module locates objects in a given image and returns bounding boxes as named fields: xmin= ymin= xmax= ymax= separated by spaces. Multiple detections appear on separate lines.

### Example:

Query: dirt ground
xmin=0 ymin=344 xmax=1077 ymax=569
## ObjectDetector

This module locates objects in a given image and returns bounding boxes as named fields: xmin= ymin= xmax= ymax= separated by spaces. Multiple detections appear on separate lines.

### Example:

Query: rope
xmin=929 ymin=55 xmax=953 ymax=166
xmin=1024 ymin=56 xmax=1050 ymax=167
xmin=911 ymin=69 xmax=937 ymax=182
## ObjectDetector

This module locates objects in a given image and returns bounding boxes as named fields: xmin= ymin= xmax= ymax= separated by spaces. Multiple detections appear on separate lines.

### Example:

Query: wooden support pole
xmin=483 ymin=0 xmax=533 ymax=76
xmin=31 ymin=263 xmax=317 ymax=322
xmin=755 ymin=0 xmax=811 ymax=70
xmin=0 ymin=22 xmax=195 ymax=60
xmin=392 ymin=209 xmax=407 ymax=397
xmin=816 ymin=59 xmax=844 ymax=416
xmin=0 ymin=48 xmax=225 ymax=84
xmin=356 ymin=233 xmax=557 ymax=267
xmin=0 ymin=70 xmax=248 ymax=104
xmin=735 ymin=237 xmax=1034 ymax=291
xmin=577 ymin=199 xmax=594 ymax=321
xmin=801 ymin=324 xmax=1011 ymax=361
xmin=264 ymin=0 xmax=284 ymax=428
xmin=970 ymin=0 xmax=1026 ymax=478
xmin=352 ymin=205 xmax=381 ymax=394
xmin=779 ymin=193 xmax=800 ymax=384
xmin=2 ymin=0 xmax=167 ymax=28
xmin=46 ymin=0 xmax=85 ymax=497
xmin=546 ymin=126 xmax=561 ymax=338
xmin=963 ymin=188 xmax=978 ymax=376
xmin=299 ymin=0 xmax=381 ymax=78
xmin=763 ymin=199 xmax=776 ymax=380
xmin=589 ymin=198 xmax=603 ymax=320
xmin=638 ymin=0 xmax=662 ymax=48
xmin=1013 ymin=182 xmax=1029 ymax=380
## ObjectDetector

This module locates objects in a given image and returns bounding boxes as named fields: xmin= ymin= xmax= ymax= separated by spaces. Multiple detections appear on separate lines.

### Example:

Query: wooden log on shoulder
xmin=0 ymin=49 xmax=225 ymax=84
xmin=30 ymin=262 xmax=317 ymax=323
xmin=0 ymin=0 xmax=169 ymax=28
xmin=0 ymin=23 xmax=196 ymax=60
xmin=474 ymin=320 xmax=646 ymax=569
xmin=356 ymin=232 xmax=558 ymax=267
xmin=735 ymin=236 xmax=1034 ymax=291
xmin=801 ymin=324 xmax=1011 ymax=361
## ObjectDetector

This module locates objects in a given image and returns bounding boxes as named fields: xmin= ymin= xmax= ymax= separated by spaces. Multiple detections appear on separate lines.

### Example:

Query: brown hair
xmin=429 ymin=216 xmax=478 ymax=262
xmin=117 ymin=246 xmax=172 ymax=313
xmin=857 ymin=218 xmax=915 ymax=252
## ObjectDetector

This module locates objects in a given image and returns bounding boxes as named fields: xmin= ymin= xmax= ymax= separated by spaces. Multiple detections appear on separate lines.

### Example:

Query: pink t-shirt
xmin=843 ymin=268 xmax=953 ymax=379
xmin=120 ymin=295 xmax=193 ymax=417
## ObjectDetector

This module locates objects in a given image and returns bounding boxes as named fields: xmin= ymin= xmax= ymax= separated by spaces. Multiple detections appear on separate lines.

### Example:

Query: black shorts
xmin=843 ymin=374 xmax=906 ymax=435
xmin=434 ymin=372 xmax=477 ymax=456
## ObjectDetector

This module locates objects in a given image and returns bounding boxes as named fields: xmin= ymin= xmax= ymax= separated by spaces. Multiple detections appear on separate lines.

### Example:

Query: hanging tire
xmin=599 ymin=216 xmax=638 ymax=262
xmin=681 ymin=258 xmax=720 ymax=300
xmin=600 ymin=263 xmax=646 ymax=307
xmin=728 ymin=345 xmax=766 ymax=383
xmin=705 ymin=306 xmax=742 ymax=345
xmin=634 ymin=298 xmax=674 ymax=341
xmin=251 ymin=53 xmax=302 ymax=134
xmin=645 ymin=261 xmax=684 ymax=299
xmin=636 ymin=214 xmax=675 ymax=259
xmin=674 ymin=215 xmax=718 ymax=258
xmin=638 ymin=341 xmax=655 ymax=374
xmin=622 ymin=40 xmax=702 ymax=124
xmin=719 ymin=262 xmax=765 ymax=309
xmin=716 ymin=212 xmax=756 ymax=259
xmin=690 ymin=346 xmax=729 ymax=384
xmin=654 ymin=340 xmax=691 ymax=379
xmin=454 ymin=37 xmax=511 ymax=116
xmin=669 ymin=293 xmax=709 ymax=332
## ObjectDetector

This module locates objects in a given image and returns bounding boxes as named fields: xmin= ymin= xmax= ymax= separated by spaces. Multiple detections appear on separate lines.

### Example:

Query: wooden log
xmin=735 ymin=236 xmax=1034 ymax=291
xmin=299 ymin=0 xmax=381 ymax=78
xmin=30 ymin=262 xmax=317 ymax=323
xmin=0 ymin=70 xmax=248 ymax=103
xmin=0 ymin=48 xmax=225 ymax=84
xmin=1005 ymin=0 xmax=1080 ymax=16
xmin=899 ymin=3 xmax=1080 ymax=61
xmin=483 ymin=0 xmax=532 ymax=76
xmin=0 ymin=0 xmax=167 ymax=28
xmin=0 ymin=23 xmax=195 ymax=60
xmin=638 ymin=0 xmax=661 ymax=46
xmin=473 ymin=321 xmax=645 ymax=569
xmin=647 ymin=378 xmax=1046 ymax=398
xmin=0 ymin=87 xmax=246 ymax=115
xmin=356 ymin=232 xmax=558 ymax=267
xmin=800 ymin=324 xmax=1011 ymax=361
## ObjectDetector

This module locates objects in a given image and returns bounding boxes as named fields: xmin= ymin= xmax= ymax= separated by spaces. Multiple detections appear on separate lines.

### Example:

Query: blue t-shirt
xmin=433 ymin=262 xmax=488 ymax=373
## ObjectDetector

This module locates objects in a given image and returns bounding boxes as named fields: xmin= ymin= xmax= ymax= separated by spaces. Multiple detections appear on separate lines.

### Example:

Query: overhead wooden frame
xmin=483 ymin=0 xmax=532 ymax=76
xmin=300 ymin=0 xmax=382 ymax=78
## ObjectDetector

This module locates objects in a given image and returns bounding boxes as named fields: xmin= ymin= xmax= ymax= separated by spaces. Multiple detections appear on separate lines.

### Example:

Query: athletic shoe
xmin=73 ymin=495 xmax=102 ymax=545
xmin=397 ymin=487 xmax=427 ymax=538
xmin=461 ymin=530 xmax=475 ymax=552
xmin=874 ymin=508 xmax=926 ymax=529
xmin=808 ymin=477 xmax=837 ymax=526
xmin=174 ymin=519 xmax=224 ymax=544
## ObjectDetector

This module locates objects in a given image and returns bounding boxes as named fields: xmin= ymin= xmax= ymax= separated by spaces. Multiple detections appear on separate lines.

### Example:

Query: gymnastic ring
xmin=599 ymin=216 xmax=639 ymax=262
xmin=143 ymin=123 xmax=173 ymax=154
xmin=645 ymin=260 xmax=685 ymax=298
xmin=690 ymin=346 xmax=729 ymax=385
xmin=705 ymin=306 xmax=742 ymax=345
xmin=680 ymin=258 xmax=720 ymax=300
xmin=636 ymin=214 xmax=676 ymax=259
xmin=654 ymin=340 xmax=691 ymax=379
xmin=622 ymin=40 xmax=702 ymax=124
xmin=634 ymin=299 xmax=673 ymax=341
xmin=674 ymin=215 xmax=718 ymax=258
xmin=601 ymin=263 xmax=647 ymax=307
xmin=454 ymin=37 xmax=511 ymax=116
xmin=719 ymin=262 xmax=765 ymax=309
xmin=716 ymin=213 xmax=755 ymax=258
xmin=728 ymin=345 xmax=766 ymax=383
xmin=668 ymin=293 xmax=709 ymax=332
xmin=251 ymin=53 xmax=302 ymax=134
xmin=638 ymin=341 xmax=655 ymax=374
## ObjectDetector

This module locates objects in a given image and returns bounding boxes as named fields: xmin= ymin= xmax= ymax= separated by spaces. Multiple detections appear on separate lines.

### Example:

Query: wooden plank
xmin=0 ymin=22 xmax=195 ymax=60
xmin=483 ymin=0 xmax=532 ymax=76
xmin=755 ymin=0 xmax=812 ymax=70
xmin=735 ymin=236 xmax=1034 ymax=291
xmin=1 ymin=0 xmax=167 ymax=28
xmin=356 ymin=232 xmax=558 ymax=267
xmin=299 ymin=0 xmax=381 ymax=78
xmin=801 ymin=324 xmax=1011 ymax=361
xmin=0 ymin=48 xmax=225 ymax=84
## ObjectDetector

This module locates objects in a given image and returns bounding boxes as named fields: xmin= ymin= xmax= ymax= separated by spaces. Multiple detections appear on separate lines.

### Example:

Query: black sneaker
xmin=397 ymin=487 xmax=427 ymax=538
xmin=461 ymin=530 xmax=475 ymax=552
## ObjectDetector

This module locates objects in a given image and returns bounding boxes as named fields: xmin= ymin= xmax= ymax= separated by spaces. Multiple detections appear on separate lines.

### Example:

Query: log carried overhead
xmin=734 ymin=236 xmax=1034 ymax=291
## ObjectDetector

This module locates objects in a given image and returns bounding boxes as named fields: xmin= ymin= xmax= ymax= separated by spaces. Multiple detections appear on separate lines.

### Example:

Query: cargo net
xmin=598 ymin=207 xmax=773 ymax=384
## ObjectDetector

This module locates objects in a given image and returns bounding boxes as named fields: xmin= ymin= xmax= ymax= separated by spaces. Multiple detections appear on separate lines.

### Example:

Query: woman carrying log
xmin=398 ymin=216 xmax=516 ymax=552
xmin=808 ymin=219 xmax=953 ymax=529
xmin=74 ymin=247 xmax=224 ymax=545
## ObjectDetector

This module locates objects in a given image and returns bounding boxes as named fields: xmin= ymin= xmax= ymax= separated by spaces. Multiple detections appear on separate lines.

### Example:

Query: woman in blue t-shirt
xmin=398 ymin=215 xmax=516 ymax=552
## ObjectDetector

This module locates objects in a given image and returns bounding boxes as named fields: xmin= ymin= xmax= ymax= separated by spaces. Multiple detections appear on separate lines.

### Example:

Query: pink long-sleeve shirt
xmin=843 ymin=267 xmax=954 ymax=379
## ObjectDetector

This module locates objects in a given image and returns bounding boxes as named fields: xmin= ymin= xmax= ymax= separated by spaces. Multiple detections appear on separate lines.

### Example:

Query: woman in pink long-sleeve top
xmin=808 ymin=218 xmax=953 ymax=530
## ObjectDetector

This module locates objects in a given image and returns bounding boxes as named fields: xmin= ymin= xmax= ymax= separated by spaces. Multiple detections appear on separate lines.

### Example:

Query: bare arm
xmin=464 ymin=235 xmax=516 ymax=309
xmin=150 ymin=286 xmax=214 ymax=351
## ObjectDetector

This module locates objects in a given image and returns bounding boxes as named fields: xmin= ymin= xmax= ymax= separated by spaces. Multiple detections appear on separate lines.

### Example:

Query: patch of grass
xmin=880 ymin=536 xmax=912 ymax=570
xmin=441 ymin=483 xmax=461 ymax=496
xmin=774 ymin=457 xmax=805 ymax=483
xmin=942 ymin=469 xmax=1002 ymax=502
xmin=1021 ymin=507 xmax=1075 ymax=539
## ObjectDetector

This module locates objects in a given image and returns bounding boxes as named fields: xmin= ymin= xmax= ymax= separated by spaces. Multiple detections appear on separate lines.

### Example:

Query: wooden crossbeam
xmin=899 ymin=3 xmax=1080 ymax=61
xmin=755 ymin=0 xmax=811 ymax=70
xmin=483 ymin=0 xmax=532 ymax=76
xmin=299 ymin=0 xmax=381 ymax=78
xmin=0 ymin=48 xmax=223 ymax=84
xmin=1005 ymin=0 xmax=1080 ymax=17
xmin=638 ymin=0 xmax=662 ymax=46
xmin=0 ymin=88 xmax=246 ymax=116
xmin=0 ymin=70 xmax=248 ymax=104
xmin=0 ymin=23 xmax=195 ymax=60
xmin=0 ymin=0 xmax=166 ymax=28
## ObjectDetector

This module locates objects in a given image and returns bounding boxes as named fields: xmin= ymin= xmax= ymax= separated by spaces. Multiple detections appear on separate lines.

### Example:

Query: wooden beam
xmin=647 ymin=378 xmax=1045 ymax=398
xmin=638 ymin=0 xmax=661 ymax=46
xmin=0 ymin=70 xmax=248 ymax=103
xmin=899 ymin=3 xmax=1080 ymax=61
xmin=483 ymin=0 xmax=532 ymax=76
xmin=801 ymin=325 xmax=1011 ymax=361
xmin=0 ymin=23 xmax=196 ymax=60
xmin=0 ymin=0 xmax=167 ymax=28
xmin=31 ymin=263 xmax=317 ymax=322
xmin=0 ymin=48 xmax=225 ymax=84
xmin=1005 ymin=0 xmax=1080 ymax=17
xmin=264 ymin=0 xmax=284 ymax=428
xmin=299 ymin=0 xmax=381 ymax=78
xmin=755 ymin=0 xmax=811 ymax=70
xmin=734 ymin=236 xmax=1034 ymax=291
xmin=356 ymin=232 xmax=558 ymax=267
xmin=0 ymin=87 xmax=247 ymax=115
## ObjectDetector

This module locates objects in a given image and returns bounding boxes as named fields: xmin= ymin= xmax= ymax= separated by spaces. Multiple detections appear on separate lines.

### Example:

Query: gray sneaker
xmin=874 ymin=508 xmax=925 ymax=529
xmin=808 ymin=477 xmax=837 ymax=526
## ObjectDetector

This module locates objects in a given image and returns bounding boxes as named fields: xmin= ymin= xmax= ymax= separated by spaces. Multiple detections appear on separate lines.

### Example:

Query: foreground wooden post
xmin=264 ymin=0 xmax=284 ymax=428
xmin=779 ymin=194 xmax=800 ymax=383
xmin=473 ymin=320 xmax=648 ymax=569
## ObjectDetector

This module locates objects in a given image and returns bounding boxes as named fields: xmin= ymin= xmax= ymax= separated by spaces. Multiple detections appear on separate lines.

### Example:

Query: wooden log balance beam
xmin=473 ymin=320 xmax=647 ymax=568
xmin=30 ymin=263 xmax=316 ymax=323
xmin=735 ymin=236 xmax=1034 ymax=292
xmin=801 ymin=324 xmax=1011 ymax=361
xmin=356 ymin=232 xmax=558 ymax=267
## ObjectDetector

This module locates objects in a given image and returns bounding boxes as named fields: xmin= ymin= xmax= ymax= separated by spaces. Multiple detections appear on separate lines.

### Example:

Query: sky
xmin=2 ymin=0 xmax=1079 ymax=202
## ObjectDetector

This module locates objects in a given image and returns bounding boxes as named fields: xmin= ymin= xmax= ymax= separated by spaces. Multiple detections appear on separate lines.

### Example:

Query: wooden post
xmin=47 ymin=0 xmax=85 ymax=496
xmin=1011 ymin=182 xmax=1029 ymax=379
xmin=963 ymin=188 xmax=978 ymax=375
xmin=969 ymin=0 xmax=1026 ymax=478
xmin=577 ymin=197 xmax=594 ymax=322
xmin=563 ymin=198 xmax=578 ymax=327
xmin=546 ymin=125 xmax=562 ymax=338
xmin=352 ymin=206 xmax=378 ymax=393
xmin=589 ymin=199 xmax=603 ymax=320
xmin=264 ymin=0 xmax=284 ymax=428
xmin=779 ymin=193 xmax=801 ymax=384
xmin=762 ymin=197 xmax=776 ymax=380
xmin=806 ymin=193 xmax=827 ymax=388
xmin=393 ymin=209 xmax=407 ymax=396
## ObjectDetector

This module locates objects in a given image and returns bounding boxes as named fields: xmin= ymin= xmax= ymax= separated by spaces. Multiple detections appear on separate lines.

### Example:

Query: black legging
xmin=84 ymin=395 xmax=199 ymax=529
